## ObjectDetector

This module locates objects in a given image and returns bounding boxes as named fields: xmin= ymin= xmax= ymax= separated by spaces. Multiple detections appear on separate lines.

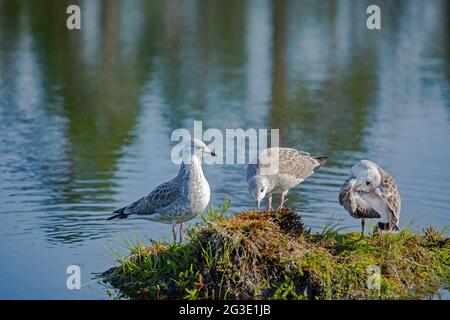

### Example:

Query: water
xmin=0 ymin=0 xmax=449 ymax=299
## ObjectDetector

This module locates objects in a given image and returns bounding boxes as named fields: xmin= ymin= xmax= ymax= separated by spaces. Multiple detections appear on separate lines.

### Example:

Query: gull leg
xmin=268 ymin=194 xmax=273 ymax=211
xmin=179 ymin=223 xmax=183 ymax=243
xmin=361 ymin=219 xmax=365 ymax=238
xmin=172 ymin=224 xmax=177 ymax=243
xmin=278 ymin=192 xmax=288 ymax=210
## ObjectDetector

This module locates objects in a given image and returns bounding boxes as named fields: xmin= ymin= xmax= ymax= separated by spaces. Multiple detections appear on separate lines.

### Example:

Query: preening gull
xmin=247 ymin=147 xmax=327 ymax=210
xmin=108 ymin=138 xmax=215 ymax=242
xmin=338 ymin=160 xmax=401 ymax=235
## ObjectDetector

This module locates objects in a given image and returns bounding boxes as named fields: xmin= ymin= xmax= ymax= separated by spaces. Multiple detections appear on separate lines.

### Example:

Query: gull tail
xmin=107 ymin=207 xmax=129 ymax=220
xmin=314 ymin=156 xmax=328 ymax=168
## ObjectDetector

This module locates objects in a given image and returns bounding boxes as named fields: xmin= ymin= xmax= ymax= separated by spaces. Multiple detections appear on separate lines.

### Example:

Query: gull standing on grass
xmin=108 ymin=138 xmax=215 ymax=243
xmin=247 ymin=147 xmax=327 ymax=210
xmin=338 ymin=160 xmax=401 ymax=236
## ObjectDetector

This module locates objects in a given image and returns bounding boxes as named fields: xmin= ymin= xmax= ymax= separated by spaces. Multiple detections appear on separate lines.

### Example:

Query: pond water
xmin=0 ymin=0 xmax=449 ymax=299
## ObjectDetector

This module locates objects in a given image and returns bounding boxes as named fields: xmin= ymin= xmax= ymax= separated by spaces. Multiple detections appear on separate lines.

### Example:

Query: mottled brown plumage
xmin=338 ymin=160 xmax=401 ymax=235
xmin=338 ymin=181 xmax=381 ymax=219
xmin=379 ymin=173 xmax=401 ymax=228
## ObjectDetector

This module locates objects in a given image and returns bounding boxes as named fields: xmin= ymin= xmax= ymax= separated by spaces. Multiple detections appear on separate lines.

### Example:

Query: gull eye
xmin=366 ymin=181 xmax=371 ymax=186
xmin=260 ymin=188 xmax=264 ymax=192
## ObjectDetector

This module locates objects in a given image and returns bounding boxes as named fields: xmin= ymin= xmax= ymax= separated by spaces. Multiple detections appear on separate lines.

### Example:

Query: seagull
xmin=247 ymin=147 xmax=327 ymax=210
xmin=107 ymin=138 xmax=215 ymax=243
xmin=338 ymin=160 xmax=401 ymax=236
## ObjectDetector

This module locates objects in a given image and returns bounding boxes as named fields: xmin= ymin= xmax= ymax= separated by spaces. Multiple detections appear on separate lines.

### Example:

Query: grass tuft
xmin=101 ymin=203 xmax=450 ymax=300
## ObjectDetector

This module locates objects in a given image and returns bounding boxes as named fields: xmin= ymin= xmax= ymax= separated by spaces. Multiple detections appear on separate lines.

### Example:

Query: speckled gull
xmin=338 ymin=160 xmax=401 ymax=236
xmin=108 ymin=138 xmax=215 ymax=242
xmin=247 ymin=147 xmax=327 ymax=210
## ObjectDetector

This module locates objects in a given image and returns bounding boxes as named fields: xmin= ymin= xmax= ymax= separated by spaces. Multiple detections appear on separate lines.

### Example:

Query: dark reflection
xmin=0 ymin=0 xmax=449 ymax=249
xmin=270 ymin=0 xmax=287 ymax=143
xmin=445 ymin=0 xmax=450 ymax=118
xmin=0 ymin=0 xmax=154 ymax=243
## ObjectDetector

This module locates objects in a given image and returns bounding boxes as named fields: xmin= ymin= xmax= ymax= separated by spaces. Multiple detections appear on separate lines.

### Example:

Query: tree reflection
xmin=0 ymin=0 xmax=448 ymax=244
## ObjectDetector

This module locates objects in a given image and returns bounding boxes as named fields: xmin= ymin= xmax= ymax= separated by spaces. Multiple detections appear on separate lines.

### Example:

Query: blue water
xmin=0 ymin=0 xmax=449 ymax=299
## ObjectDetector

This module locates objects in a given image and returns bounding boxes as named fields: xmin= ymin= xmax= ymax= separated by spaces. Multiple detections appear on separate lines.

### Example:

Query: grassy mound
xmin=102 ymin=201 xmax=450 ymax=299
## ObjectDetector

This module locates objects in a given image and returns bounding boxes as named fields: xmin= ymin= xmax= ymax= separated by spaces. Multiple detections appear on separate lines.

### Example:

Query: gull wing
xmin=379 ymin=172 xmax=401 ymax=228
xmin=277 ymin=148 xmax=325 ymax=180
xmin=338 ymin=179 xmax=381 ymax=219
xmin=109 ymin=178 xmax=182 ymax=219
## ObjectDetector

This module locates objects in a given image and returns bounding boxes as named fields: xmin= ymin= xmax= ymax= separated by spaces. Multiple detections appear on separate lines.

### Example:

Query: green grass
xmin=101 ymin=200 xmax=450 ymax=300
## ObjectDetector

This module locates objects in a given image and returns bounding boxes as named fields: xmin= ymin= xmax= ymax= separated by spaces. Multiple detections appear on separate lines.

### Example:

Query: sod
xmin=102 ymin=199 xmax=450 ymax=299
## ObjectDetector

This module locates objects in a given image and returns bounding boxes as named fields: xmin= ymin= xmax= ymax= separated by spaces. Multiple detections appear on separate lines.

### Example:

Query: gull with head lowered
xmin=107 ymin=138 xmax=215 ymax=242
xmin=247 ymin=147 xmax=327 ymax=210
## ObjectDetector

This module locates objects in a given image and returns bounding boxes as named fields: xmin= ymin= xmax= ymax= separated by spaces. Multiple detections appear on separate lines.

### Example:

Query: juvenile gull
xmin=108 ymin=138 xmax=215 ymax=242
xmin=338 ymin=160 xmax=401 ymax=236
xmin=247 ymin=147 xmax=327 ymax=210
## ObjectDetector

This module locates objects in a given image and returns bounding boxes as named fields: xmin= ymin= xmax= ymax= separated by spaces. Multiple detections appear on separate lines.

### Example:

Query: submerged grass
xmin=102 ymin=200 xmax=450 ymax=300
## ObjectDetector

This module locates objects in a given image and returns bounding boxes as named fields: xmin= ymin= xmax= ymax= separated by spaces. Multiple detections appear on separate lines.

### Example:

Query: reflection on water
xmin=0 ymin=0 xmax=449 ymax=299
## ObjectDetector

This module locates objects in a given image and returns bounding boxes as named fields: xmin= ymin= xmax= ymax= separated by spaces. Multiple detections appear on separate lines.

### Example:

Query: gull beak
xmin=256 ymin=200 xmax=261 ymax=210
xmin=204 ymin=147 xmax=216 ymax=157
xmin=346 ymin=179 xmax=358 ymax=192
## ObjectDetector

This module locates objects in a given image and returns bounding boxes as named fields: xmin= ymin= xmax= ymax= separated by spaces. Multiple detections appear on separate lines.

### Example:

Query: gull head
xmin=347 ymin=160 xmax=381 ymax=193
xmin=187 ymin=138 xmax=216 ymax=158
xmin=248 ymin=176 xmax=268 ymax=209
